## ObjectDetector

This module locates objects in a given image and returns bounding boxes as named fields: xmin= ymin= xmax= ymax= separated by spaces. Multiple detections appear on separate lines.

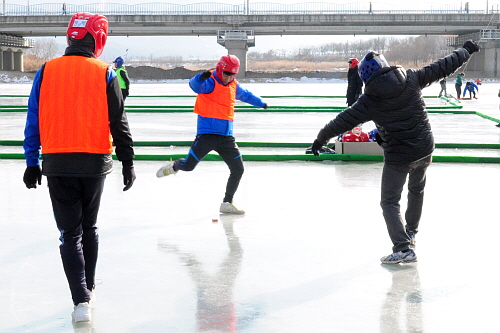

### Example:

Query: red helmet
xmin=67 ymin=12 xmax=108 ymax=57
xmin=348 ymin=58 xmax=359 ymax=69
xmin=215 ymin=55 xmax=240 ymax=80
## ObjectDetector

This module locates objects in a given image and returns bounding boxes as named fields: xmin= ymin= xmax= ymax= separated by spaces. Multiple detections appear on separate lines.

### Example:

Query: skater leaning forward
xmin=156 ymin=55 xmax=268 ymax=214
xmin=311 ymin=40 xmax=479 ymax=264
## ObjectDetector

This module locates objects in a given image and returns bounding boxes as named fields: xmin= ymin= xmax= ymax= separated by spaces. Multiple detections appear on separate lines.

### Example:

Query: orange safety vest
xmin=39 ymin=56 xmax=112 ymax=154
xmin=194 ymin=72 xmax=236 ymax=121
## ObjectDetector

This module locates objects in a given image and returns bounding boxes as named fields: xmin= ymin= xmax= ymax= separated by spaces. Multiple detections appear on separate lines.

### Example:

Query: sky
xmin=4 ymin=0 xmax=494 ymax=61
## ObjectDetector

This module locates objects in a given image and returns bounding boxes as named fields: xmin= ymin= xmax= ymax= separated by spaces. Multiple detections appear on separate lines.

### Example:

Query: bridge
xmin=2 ymin=2 xmax=500 ymax=76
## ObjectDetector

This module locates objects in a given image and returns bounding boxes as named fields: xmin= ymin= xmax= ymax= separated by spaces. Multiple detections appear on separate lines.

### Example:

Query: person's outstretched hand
xmin=463 ymin=40 xmax=480 ymax=54
xmin=23 ymin=165 xmax=42 ymax=189
xmin=122 ymin=160 xmax=136 ymax=191
xmin=311 ymin=139 xmax=323 ymax=157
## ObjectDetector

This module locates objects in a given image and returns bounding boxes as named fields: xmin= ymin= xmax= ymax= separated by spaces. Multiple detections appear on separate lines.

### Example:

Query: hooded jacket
xmin=316 ymin=47 xmax=470 ymax=164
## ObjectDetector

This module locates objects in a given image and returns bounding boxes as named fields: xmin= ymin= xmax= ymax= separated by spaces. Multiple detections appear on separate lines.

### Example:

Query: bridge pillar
xmin=13 ymin=49 xmax=24 ymax=72
xmin=471 ymin=40 xmax=500 ymax=78
xmin=222 ymin=40 xmax=249 ymax=78
xmin=0 ymin=46 xmax=24 ymax=71
xmin=217 ymin=30 xmax=255 ymax=79
xmin=1 ymin=47 xmax=14 ymax=70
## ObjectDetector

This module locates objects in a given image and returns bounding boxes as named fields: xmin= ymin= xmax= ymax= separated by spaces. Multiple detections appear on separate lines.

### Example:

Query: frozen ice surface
xmin=1 ymin=81 xmax=500 ymax=332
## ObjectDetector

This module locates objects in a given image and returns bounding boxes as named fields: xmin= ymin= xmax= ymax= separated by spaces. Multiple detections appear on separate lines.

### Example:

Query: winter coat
xmin=346 ymin=67 xmax=363 ymax=106
xmin=316 ymin=47 xmax=470 ymax=164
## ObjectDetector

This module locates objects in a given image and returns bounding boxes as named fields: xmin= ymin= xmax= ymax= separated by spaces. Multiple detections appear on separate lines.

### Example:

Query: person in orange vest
xmin=23 ymin=12 xmax=135 ymax=323
xmin=156 ymin=55 xmax=267 ymax=214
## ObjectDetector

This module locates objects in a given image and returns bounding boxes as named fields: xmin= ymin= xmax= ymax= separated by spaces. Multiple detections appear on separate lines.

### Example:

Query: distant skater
xmin=113 ymin=56 xmax=130 ymax=100
xmin=455 ymin=72 xmax=464 ymax=99
xmin=346 ymin=57 xmax=363 ymax=106
xmin=155 ymin=55 xmax=268 ymax=214
xmin=438 ymin=79 xmax=447 ymax=97
xmin=462 ymin=81 xmax=479 ymax=99
xmin=311 ymin=40 xmax=479 ymax=264
xmin=62 ymin=3 xmax=66 ymax=15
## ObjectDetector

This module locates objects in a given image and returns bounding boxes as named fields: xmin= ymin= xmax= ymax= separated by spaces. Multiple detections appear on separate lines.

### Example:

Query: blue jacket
xmin=189 ymin=70 xmax=266 ymax=136
xmin=462 ymin=82 xmax=478 ymax=96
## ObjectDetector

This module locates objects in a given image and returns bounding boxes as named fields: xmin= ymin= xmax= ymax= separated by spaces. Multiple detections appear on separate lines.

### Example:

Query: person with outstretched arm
xmin=156 ymin=55 xmax=267 ymax=215
xmin=310 ymin=40 xmax=479 ymax=264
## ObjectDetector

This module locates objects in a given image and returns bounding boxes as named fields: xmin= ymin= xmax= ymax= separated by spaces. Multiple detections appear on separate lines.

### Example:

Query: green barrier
xmin=2 ymin=152 xmax=499 ymax=163
xmin=439 ymin=95 xmax=462 ymax=108
xmin=432 ymin=155 xmax=500 ymax=163
xmin=2 ymin=140 xmax=500 ymax=149
xmin=475 ymin=112 xmax=500 ymax=123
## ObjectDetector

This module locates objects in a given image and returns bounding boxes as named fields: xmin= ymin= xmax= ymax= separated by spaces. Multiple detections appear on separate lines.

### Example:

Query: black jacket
xmin=346 ymin=67 xmax=363 ymax=106
xmin=40 ymin=45 xmax=135 ymax=177
xmin=317 ymin=47 xmax=470 ymax=164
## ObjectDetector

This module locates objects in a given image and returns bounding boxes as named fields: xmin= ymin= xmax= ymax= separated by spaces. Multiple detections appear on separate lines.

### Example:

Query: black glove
xmin=263 ymin=103 xmax=268 ymax=109
xmin=23 ymin=165 xmax=42 ymax=189
xmin=123 ymin=89 xmax=129 ymax=98
xmin=199 ymin=70 xmax=212 ymax=81
xmin=463 ymin=40 xmax=479 ymax=54
xmin=311 ymin=139 xmax=323 ymax=157
xmin=122 ymin=160 xmax=136 ymax=191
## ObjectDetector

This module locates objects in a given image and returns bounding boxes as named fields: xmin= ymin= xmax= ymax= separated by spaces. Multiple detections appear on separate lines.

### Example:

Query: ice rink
xmin=1 ymin=80 xmax=500 ymax=332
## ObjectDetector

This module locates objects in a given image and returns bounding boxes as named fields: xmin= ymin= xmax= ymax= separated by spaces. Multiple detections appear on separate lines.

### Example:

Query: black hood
xmin=364 ymin=66 xmax=407 ymax=99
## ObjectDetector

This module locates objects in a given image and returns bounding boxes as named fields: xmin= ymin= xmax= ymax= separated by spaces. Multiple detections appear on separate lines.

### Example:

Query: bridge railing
xmin=0 ymin=33 xmax=34 ymax=48
xmin=0 ymin=2 xmax=488 ymax=16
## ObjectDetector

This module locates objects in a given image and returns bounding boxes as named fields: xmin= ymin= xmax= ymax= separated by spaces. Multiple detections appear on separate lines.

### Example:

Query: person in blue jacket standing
xmin=156 ymin=55 xmax=267 ymax=215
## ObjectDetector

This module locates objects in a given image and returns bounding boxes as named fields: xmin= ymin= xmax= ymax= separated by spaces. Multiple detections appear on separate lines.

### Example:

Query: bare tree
xmin=27 ymin=38 xmax=59 ymax=61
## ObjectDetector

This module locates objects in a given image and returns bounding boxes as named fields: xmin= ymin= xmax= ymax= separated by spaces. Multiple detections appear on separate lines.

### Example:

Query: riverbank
xmin=1 ymin=66 xmax=489 ymax=83
xmin=1 ymin=66 xmax=346 ymax=84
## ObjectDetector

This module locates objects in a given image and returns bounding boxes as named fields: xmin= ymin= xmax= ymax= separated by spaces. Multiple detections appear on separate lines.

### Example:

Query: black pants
xmin=174 ymin=134 xmax=244 ymax=203
xmin=380 ymin=155 xmax=432 ymax=253
xmin=455 ymin=83 xmax=462 ymax=99
xmin=47 ymin=176 xmax=105 ymax=305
